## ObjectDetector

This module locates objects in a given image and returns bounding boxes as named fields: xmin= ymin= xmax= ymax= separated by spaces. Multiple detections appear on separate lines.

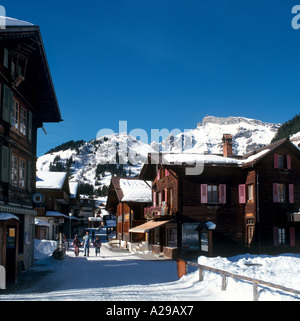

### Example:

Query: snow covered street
xmin=2 ymin=230 xmax=300 ymax=302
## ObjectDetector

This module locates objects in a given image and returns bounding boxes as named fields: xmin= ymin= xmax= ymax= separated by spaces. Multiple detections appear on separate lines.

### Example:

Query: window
xmin=12 ymin=100 xmax=19 ymax=130
xmin=273 ymin=183 xmax=286 ymax=203
xmin=274 ymin=154 xmax=292 ymax=170
xmin=20 ymin=107 xmax=27 ymax=135
xmin=201 ymin=184 xmax=226 ymax=204
xmin=11 ymin=154 xmax=18 ymax=186
xmin=11 ymin=99 xmax=28 ymax=137
xmin=207 ymin=185 xmax=218 ymax=203
xmin=19 ymin=158 xmax=26 ymax=188
xmin=278 ymin=228 xmax=286 ymax=246
xmin=247 ymin=184 xmax=254 ymax=202
xmin=10 ymin=154 xmax=27 ymax=189
xmin=278 ymin=155 xmax=284 ymax=169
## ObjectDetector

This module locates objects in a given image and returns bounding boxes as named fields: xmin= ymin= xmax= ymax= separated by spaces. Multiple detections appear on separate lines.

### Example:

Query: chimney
xmin=222 ymin=134 xmax=233 ymax=157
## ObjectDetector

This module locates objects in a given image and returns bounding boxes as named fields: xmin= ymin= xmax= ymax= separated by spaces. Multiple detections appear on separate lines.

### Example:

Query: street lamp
xmin=69 ymin=213 xmax=72 ymax=245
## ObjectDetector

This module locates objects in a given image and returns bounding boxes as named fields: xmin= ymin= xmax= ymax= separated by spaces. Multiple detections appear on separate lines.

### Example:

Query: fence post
xmin=253 ymin=283 xmax=259 ymax=301
xmin=0 ymin=265 xmax=6 ymax=289
xmin=199 ymin=268 xmax=203 ymax=282
xmin=222 ymin=274 xmax=227 ymax=291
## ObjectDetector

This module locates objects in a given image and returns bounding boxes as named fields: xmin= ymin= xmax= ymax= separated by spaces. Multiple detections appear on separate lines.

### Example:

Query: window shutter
xmin=239 ymin=184 xmax=246 ymax=204
xmin=164 ymin=188 xmax=168 ymax=203
xmin=27 ymin=110 xmax=32 ymax=142
xmin=3 ymin=48 xmax=9 ymax=68
xmin=273 ymin=183 xmax=279 ymax=203
xmin=157 ymin=168 xmax=160 ymax=181
xmin=201 ymin=184 xmax=208 ymax=204
xmin=290 ymin=227 xmax=296 ymax=247
xmin=287 ymin=154 xmax=291 ymax=170
xmin=153 ymin=191 xmax=156 ymax=207
xmin=1 ymin=145 xmax=10 ymax=183
xmin=273 ymin=227 xmax=279 ymax=247
xmin=2 ymin=84 xmax=12 ymax=123
xmin=289 ymin=184 xmax=294 ymax=204
xmin=27 ymin=159 xmax=32 ymax=192
xmin=219 ymin=184 xmax=226 ymax=204
xmin=274 ymin=154 xmax=279 ymax=169
xmin=165 ymin=169 xmax=169 ymax=177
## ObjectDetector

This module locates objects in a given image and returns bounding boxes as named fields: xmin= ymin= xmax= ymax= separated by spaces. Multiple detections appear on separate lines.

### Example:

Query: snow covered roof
xmin=69 ymin=181 xmax=79 ymax=198
xmin=161 ymin=153 xmax=240 ymax=165
xmin=0 ymin=213 xmax=19 ymax=221
xmin=119 ymin=178 xmax=152 ymax=203
xmin=35 ymin=218 xmax=50 ymax=227
xmin=36 ymin=171 xmax=67 ymax=190
xmin=108 ymin=177 xmax=152 ymax=204
xmin=45 ymin=211 xmax=70 ymax=219
xmin=0 ymin=16 xmax=33 ymax=27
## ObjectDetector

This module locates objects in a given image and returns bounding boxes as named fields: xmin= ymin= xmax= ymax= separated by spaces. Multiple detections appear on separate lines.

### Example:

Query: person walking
xmin=82 ymin=231 xmax=91 ymax=257
xmin=93 ymin=236 xmax=101 ymax=256
xmin=72 ymin=235 xmax=81 ymax=256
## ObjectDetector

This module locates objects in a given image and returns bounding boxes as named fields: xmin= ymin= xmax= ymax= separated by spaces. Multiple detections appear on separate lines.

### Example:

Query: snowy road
xmin=0 ymin=235 xmax=195 ymax=301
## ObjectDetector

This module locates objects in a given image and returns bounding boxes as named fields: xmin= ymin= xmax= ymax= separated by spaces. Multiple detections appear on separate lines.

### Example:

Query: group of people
xmin=72 ymin=230 xmax=102 ymax=257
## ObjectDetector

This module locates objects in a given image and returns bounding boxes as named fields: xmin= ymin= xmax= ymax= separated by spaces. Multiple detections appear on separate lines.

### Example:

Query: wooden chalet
xmin=138 ymin=135 xmax=300 ymax=258
xmin=106 ymin=177 xmax=151 ymax=248
xmin=0 ymin=17 xmax=61 ymax=284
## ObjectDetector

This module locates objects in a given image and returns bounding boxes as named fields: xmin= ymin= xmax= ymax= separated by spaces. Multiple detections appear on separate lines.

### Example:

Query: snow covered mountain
xmin=158 ymin=115 xmax=280 ymax=155
xmin=37 ymin=116 xmax=281 ymax=190
xmin=37 ymin=132 xmax=156 ymax=189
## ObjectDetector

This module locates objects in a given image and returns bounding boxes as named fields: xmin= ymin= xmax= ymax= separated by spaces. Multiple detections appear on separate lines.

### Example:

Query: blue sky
xmin=3 ymin=0 xmax=300 ymax=155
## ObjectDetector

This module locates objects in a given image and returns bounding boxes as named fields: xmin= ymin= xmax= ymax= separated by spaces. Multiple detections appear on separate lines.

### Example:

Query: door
xmin=6 ymin=225 xmax=17 ymax=282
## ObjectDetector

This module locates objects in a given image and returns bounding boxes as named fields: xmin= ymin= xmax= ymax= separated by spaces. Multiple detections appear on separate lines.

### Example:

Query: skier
xmin=82 ymin=230 xmax=91 ymax=257
xmin=72 ymin=235 xmax=81 ymax=256
xmin=93 ymin=235 xmax=101 ymax=256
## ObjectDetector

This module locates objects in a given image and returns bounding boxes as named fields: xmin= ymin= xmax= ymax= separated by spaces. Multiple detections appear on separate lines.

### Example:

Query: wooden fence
xmin=183 ymin=260 xmax=300 ymax=301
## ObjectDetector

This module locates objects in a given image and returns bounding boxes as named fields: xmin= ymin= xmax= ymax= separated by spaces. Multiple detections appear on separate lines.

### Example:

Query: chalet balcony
xmin=144 ymin=202 xmax=172 ymax=219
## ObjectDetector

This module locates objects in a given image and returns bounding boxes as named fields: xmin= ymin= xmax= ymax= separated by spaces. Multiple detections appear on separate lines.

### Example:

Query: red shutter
xmin=290 ymin=227 xmax=296 ymax=247
xmin=273 ymin=227 xmax=279 ymax=247
xmin=157 ymin=169 xmax=160 ymax=181
xmin=219 ymin=184 xmax=226 ymax=204
xmin=165 ymin=169 xmax=170 ymax=177
xmin=274 ymin=154 xmax=279 ymax=168
xmin=165 ymin=188 xmax=168 ymax=203
xmin=289 ymin=184 xmax=294 ymax=204
xmin=201 ymin=184 xmax=208 ymax=204
xmin=273 ymin=183 xmax=279 ymax=203
xmin=287 ymin=154 xmax=291 ymax=170
xmin=239 ymin=184 xmax=246 ymax=204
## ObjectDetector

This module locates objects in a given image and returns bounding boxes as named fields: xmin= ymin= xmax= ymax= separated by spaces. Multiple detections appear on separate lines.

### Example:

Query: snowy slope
xmin=291 ymin=131 xmax=300 ymax=149
xmin=37 ymin=116 xmax=280 ymax=190
xmin=37 ymin=132 xmax=156 ymax=189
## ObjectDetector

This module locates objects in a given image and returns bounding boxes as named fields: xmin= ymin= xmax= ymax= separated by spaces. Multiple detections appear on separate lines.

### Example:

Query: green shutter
xmin=1 ymin=145 xmax=11 ymax=183
xmin=27 ymin=110 xmax=32 ymax=142
xmin=2 ymin=84 xmax=13 ymax=124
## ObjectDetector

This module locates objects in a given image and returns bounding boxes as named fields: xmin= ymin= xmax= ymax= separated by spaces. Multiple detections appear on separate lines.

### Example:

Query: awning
xmin=129 ymin=220 xmax=170 ymax=233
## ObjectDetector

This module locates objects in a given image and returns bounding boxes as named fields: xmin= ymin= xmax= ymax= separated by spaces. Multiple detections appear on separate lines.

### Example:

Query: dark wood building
xmin=0 ymin=17 xmax=61 ymax=284
xmin=139 ymin=135 xmax=300 ymax=257
xmin=106 ymin=177 xmax=151 ymax=248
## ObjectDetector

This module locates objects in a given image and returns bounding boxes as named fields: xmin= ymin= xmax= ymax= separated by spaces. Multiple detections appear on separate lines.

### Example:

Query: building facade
xmin=0 ymin=18 xmax=61 ymax=283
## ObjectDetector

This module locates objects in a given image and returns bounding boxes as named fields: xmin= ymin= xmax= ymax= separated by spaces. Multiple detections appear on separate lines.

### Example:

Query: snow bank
xmin=34 ymin=239 xmax=57 ymax=260
xmin=177 ymin=254 xmax=300 ymax=300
